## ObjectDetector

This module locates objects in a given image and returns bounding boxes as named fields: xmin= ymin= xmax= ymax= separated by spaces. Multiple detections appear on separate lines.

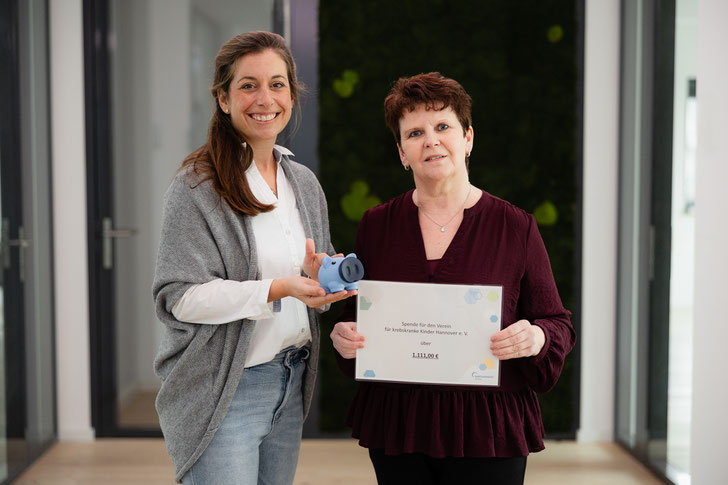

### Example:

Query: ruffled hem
xmin=346 ymin=383 xmax=545 ymax=458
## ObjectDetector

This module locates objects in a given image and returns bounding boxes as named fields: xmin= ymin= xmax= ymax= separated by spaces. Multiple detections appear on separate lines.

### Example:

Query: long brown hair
xmin=181 ymin=31 xmax=303 ymax=216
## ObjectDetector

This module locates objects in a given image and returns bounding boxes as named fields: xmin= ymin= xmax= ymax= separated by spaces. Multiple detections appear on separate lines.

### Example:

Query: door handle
xmin=102 ymin=217 xmax=137 ymax=269
xmin=2 ymin=218 xmax=32 ymax=282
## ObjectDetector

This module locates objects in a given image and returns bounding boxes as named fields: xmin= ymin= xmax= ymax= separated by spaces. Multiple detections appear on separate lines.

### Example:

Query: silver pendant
xmin=440 ymin=226 xmax=445 ymax=232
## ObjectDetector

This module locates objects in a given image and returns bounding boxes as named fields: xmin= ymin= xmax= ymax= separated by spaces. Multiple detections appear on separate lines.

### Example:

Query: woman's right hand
xmin=270 ymin=276 xmax=355 ymax=308
xmin=330 ymin=321 xmax=365 ymax=358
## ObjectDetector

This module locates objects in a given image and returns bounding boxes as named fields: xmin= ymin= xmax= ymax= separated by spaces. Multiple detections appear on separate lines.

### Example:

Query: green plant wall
xmin=318 ymin=0 xmax=579 ymax=436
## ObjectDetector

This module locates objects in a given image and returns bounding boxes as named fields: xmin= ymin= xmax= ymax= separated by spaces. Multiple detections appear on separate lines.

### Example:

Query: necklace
xmin=417 ymin=186 xmax=472 ymax=232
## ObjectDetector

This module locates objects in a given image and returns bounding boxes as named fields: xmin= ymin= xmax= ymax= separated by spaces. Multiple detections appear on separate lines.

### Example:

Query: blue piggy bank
xmin=318 ymin=253 xmax=364 ymax=294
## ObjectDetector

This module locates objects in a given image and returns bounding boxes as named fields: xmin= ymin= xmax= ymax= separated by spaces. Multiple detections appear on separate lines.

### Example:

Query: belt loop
xmin=292 ymin=346 xmax=309 ymax=364
xmin=299 ymin=346 xmax=310 ymax=362
xmin=282 ymin=346 xmax=310 ymax=366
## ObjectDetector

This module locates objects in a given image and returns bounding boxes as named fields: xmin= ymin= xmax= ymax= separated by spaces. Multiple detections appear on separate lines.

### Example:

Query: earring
xmin=403 ymin=164 xmax=410 ymax=171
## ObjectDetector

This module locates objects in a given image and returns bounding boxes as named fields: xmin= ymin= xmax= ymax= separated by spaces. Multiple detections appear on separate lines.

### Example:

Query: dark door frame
xmin=83 ymin=0 xmax=161 ymax=438
xmin=0 ymin=0 xmax=30 ymax=460
xmin=1 ymin=0 xmax=57 ymax=480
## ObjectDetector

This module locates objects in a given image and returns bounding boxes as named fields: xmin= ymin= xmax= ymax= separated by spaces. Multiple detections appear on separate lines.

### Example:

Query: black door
xmin=0 ymin=0 xmax=29 ymax=467
xmin=0 ymin=0 xmax=56 ymax=481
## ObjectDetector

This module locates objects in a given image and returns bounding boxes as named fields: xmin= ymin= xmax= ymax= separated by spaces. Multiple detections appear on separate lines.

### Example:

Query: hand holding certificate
xmin=355 ymin=280 xmax=503 ymax=386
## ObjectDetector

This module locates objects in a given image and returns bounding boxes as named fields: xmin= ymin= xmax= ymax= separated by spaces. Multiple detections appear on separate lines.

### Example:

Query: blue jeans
xmin=182 ymin=346 xmax=309 ymax=485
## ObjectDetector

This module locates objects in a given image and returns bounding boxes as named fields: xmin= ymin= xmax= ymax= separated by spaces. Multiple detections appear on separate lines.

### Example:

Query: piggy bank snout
xmin=339 ymin=258 xmax=364 ymax=283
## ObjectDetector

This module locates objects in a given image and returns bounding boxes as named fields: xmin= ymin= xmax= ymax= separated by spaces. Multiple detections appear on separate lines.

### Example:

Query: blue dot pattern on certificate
xmin=490 ymin=315 xmax=498 ymax=323
xmin=463 ymin=289 xmax=483 ymax=304
xmin=363 ymin=370 xmax=376 ymax=378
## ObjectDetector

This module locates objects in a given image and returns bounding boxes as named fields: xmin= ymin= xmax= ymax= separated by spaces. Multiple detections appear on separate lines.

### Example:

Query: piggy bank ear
xmin=322 ymin=256 xmax=333 ymax=265
xmin=345 ymin=253 xmax=357 ymax=259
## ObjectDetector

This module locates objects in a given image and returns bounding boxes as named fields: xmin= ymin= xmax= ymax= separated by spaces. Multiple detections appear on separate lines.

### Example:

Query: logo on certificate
xmin=471 ymin=358 xmax=497 ymax=380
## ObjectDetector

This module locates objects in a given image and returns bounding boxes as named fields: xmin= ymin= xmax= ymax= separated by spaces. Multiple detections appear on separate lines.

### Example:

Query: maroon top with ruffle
xmin=336 ymin=189 xmax=575 ymax=458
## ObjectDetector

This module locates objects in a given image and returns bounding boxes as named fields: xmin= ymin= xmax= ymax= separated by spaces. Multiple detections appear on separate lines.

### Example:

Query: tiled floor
xmin=14 ymin=438 xmax=663 ymax=485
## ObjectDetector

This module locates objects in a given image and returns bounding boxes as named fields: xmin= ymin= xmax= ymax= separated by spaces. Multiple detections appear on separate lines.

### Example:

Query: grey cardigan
xmin=152 ymin=156 xmax=334 ymax=482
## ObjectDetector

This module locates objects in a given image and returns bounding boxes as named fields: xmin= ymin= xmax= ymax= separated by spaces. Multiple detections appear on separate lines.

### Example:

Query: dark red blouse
xmin=336 ymin=189 xmax=575 ymax=458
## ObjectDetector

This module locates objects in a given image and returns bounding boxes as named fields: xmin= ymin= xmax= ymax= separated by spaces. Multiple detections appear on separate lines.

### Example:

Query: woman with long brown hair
xmin=153 ymin=31 xmax=354 ymax=484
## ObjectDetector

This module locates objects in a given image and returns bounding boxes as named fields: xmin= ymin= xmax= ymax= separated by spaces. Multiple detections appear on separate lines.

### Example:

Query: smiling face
xmin=217 ymin=49 xmax=293 ymax=147
xmin=397 ymin=104 xmax=473 ymax=184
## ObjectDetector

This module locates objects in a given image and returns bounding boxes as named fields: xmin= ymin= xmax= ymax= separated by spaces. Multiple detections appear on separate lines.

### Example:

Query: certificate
xmin=355 ymin=280 xmax=502 ymax=386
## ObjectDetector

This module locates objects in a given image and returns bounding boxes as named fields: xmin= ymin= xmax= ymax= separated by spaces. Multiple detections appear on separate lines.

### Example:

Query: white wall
xmin=691 ymin=0 xmax=728 ymax=483
xmin=49 ymin=0 xmax=93 ymax=441
xmin=578 ymin=0 xmax=620 ymax=442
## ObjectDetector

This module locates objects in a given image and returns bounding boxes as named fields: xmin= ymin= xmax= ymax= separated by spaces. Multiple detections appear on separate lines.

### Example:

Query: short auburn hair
xmin=383 ymin=72 xmax=472 ymax=145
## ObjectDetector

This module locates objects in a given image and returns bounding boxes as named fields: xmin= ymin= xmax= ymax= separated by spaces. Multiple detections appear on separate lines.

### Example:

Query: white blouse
xmin=171 ymin=146 xmax=312 ymax=368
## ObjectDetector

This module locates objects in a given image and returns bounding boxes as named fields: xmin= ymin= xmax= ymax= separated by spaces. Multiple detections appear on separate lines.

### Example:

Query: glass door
xmin=1 ymin=1 xmax=28 ymax=478
xmin=0 ymin=0 xmax=56 ymax=482
xmin=85 ymin=0 xmax=280 ymax=436
xmin=616 ymin=1 xmax=695 ymax=483
xmin=664 ymin=0 xmax=697 ymax=480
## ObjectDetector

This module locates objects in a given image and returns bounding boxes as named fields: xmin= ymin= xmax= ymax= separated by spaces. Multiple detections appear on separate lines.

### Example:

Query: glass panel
xmin=18 ymin=0 xmax=56 ymax=455
xmin=0 ymin=137 xmax=6 ymax=483
xmin=109 ymin=0 xmax=277 ymax=429
xmin=0 ymin=0 xmax=26 ymax=477
xmin=616 ymin=0 xmax=647 ymax=449
xmin=666 ymin=0 xmax=697 ymax=481
xmin=0 ymin=0 xmax=55 ymax=481
xmin=646 ymin=0 xmax=676 ymax=473
xmin=617 ymin=1 xmax=696 ymax=483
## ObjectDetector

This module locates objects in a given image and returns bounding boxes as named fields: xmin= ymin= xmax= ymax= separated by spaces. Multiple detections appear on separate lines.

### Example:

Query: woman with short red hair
xmin=331 ymin=72 xmax=576 ymax=484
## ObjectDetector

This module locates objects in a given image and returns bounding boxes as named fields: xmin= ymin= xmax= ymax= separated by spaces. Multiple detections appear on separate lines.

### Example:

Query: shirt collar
xmin=273 ymin=144 xmax=294 ymax=163
xmin=245 ymin=145 xmax=294 ymax=175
